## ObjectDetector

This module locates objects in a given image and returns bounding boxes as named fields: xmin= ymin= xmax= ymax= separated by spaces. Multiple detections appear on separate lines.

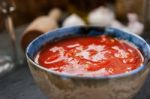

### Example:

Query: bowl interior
xmin=26 ymin=26 xmax=150 ymax=78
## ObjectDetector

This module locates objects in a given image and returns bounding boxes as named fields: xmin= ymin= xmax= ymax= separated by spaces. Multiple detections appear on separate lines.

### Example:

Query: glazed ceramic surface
xmin=26 ymin=26 xmax=150 ymax=99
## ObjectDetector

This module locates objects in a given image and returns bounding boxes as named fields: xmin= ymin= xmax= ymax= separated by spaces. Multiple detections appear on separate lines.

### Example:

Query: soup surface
xmin=35 ymin=35 xmax=144 ymax=76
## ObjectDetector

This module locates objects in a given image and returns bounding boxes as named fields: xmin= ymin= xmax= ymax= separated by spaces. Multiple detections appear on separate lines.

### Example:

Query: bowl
xmin=26 ymin=26 xmax=150 ymax=99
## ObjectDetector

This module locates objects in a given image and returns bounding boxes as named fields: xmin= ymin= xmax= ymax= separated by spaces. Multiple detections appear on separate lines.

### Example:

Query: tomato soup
xmin=34 ymin=35 xmax=144 ymax=76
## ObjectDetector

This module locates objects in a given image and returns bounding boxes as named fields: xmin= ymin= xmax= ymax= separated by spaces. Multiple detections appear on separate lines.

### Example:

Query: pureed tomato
xmin=35 ymin=35 xmax=144 ymax=76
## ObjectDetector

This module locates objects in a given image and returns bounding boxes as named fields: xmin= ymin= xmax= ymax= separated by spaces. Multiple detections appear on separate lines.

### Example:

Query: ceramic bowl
xmin=26 ymin=26 xmax=150 ymax=99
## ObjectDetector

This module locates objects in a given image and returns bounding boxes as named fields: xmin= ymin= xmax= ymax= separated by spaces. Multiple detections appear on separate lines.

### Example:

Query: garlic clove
xmin=88 ymin=6 xmax=115 ymax=27
xmin=63 ymin=14 xmax=86 ymax=27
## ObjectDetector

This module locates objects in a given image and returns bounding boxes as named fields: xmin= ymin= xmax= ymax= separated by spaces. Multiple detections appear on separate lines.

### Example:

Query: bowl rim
xmin=26 ymin=26 xmax=150 ymax=79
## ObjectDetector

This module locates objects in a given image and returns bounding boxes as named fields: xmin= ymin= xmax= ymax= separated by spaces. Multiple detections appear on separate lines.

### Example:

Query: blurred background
xmin=0 ymin=0 xmax=149 ymax=31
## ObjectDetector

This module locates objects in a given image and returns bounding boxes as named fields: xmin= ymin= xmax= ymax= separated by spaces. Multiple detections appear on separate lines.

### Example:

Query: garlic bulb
xmin=127 ymin=21 xmax=144 ymax=35
xmin=127 ymin=13 xmax=144 ymax=35
xmin=88 ymin=6 xmax=115 ymax=27
xmin=63 ymin=14 xmax=86 ymax=27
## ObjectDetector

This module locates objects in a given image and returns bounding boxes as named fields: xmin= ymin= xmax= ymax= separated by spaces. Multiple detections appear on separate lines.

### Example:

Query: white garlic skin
xmin=110 ymin=13 xmax=144 ymax=35
xmin=88 ymin=6 xmax=115 ymax=27
xmin=126 ymin=13 xmax=144 ymax=35
xmin=127 ymin=21 xmax=144 ymax=35
xmin=63 ymin=14 xmax=86 ymax=27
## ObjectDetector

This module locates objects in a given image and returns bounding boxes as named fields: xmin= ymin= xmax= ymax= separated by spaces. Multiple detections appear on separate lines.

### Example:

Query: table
xmin=0 ymin=25 xmax=150 ymax=99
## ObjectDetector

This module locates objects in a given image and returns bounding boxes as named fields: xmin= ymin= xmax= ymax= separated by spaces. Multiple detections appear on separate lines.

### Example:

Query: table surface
xmin=0 ymin=25 xmax=150 ymax=99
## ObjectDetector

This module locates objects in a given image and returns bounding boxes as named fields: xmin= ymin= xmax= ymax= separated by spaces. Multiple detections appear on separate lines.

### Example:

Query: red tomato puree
xmin=35 ymin=35 xmax=144 ymax=76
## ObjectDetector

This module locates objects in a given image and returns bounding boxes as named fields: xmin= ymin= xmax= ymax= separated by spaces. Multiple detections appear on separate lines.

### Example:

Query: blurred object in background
xmin=66 ymin=6 xmax=143 ymax=35
xmin=127 ymin=13 xmax=144 ymax=35
xmin=88 ymin=6 xmax=115 ymax=27
xmin=48 ymin=8 xmax=63 ymax=21
xmin=63 ymin=14 xmax=86 ymax=27
xmin=67 ymin=0 xmax=115 ymax=20
xmin=0 ymin=0 xmax=17 ymax=77
xmin=21 ymin=8 xmax=62 ymax=51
